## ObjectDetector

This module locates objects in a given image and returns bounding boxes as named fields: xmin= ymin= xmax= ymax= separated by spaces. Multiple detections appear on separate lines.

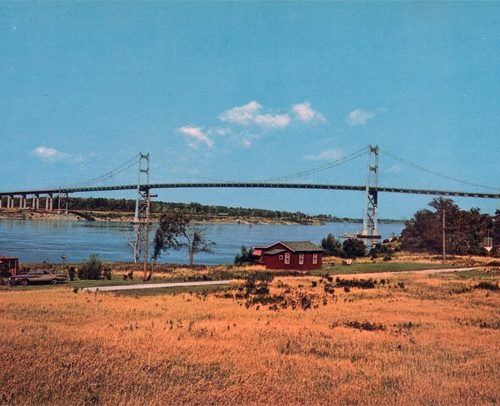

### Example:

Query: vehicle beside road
xmin=9 ymin=270 xmax=66 ymax=286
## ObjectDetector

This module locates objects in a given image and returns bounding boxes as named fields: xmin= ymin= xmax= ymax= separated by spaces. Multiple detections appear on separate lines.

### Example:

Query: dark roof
xmin=280 ymin=241 xmax=323 ymax=252
xmin=262 ymin=249 xmax=286 ymax=256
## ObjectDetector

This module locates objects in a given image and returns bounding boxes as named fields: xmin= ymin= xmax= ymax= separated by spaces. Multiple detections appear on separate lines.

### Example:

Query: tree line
xmin=400 ymin=198 xmax=497 ymax=256
xmin=65 ymin=197 xmax=337 ymax=222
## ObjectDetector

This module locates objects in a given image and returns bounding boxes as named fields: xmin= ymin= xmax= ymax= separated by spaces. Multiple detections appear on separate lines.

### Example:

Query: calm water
xmin=0 ymin=219 xmax=404 ymax=265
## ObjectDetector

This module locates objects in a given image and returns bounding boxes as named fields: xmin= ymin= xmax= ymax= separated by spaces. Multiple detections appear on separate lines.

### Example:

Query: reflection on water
xmin=0 ymin=219 xmax=404 ymax=265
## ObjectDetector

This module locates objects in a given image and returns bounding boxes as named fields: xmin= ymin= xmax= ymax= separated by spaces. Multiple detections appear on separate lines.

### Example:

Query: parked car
xmin=9 ymin=270 xmax=66 ymax=286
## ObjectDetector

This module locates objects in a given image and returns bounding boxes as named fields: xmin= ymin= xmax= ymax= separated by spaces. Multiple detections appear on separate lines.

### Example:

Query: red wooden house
xmin=0 ymin=256 xmax=19 ymax=276
xmin=253 ymin=241 xmax=323 ymax=270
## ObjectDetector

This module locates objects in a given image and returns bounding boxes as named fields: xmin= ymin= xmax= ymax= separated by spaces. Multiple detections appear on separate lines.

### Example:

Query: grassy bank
xmin=1 ymin=261 xmax=469 ymax=293
xmin=0 ymin=269 xmax=498 ymax=404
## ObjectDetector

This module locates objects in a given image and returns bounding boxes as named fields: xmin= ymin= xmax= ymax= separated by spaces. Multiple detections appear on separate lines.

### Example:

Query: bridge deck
xmin=0 ymin=183 xmax=498 ymax=199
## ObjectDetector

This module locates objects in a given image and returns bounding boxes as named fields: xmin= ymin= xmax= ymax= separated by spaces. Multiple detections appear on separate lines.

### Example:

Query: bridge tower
xmin=358 ymin=145 xmax=381 ymax=243
xmin=133 ymin=153 xmax=151 ymax=265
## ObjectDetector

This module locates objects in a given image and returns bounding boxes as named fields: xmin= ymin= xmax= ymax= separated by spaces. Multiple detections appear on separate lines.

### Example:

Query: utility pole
xmin=442 ymin=209 xmax=446 ymax=262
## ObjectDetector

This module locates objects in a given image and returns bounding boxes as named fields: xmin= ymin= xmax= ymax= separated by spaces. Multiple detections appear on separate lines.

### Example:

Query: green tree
xmin=152 ymin=210 xmax=190 ymax=262
xmin=182 ymin=226 xmax=215 ymax=266
xmin=401 ymin=198 xmax=493 ymax=255
xmin=342 ymin=238 xmax=366 ymax=259
xmin=234 ymin=245 xmax=255 ymax=265
xmin=321 ymin=233 xmax=343 ymax=257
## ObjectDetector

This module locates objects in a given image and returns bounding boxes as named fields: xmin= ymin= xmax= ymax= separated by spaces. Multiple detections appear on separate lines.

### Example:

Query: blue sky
xmin=1 ymin=2 xmax=499 ymax=219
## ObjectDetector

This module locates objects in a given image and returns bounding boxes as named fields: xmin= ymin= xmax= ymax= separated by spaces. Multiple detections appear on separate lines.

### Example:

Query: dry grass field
xmin=1 ymin=269 xmax=499 ymax=405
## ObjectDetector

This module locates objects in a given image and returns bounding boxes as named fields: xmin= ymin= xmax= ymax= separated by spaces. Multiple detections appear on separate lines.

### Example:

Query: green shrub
xmin=321 ymin=233 xmax=343 ymax=257
xmin=78 ymin=255 xmax=103 ymax=280
xmin=342 ymin=238 xmax=366 ymax=259
xmin=103 ymin=267 xmax=112 ymax=280
xmin=67 ymin=266 xmax=77 ymax=281
xmin=234 ymin=246 xmax=255 ymax=265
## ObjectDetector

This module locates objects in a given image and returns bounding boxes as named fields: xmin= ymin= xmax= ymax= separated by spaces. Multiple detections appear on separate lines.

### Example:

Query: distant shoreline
xmin=0 ymin=208 xmax=405 ymax=225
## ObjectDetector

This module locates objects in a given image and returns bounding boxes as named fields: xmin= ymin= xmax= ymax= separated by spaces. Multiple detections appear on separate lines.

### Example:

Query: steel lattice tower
xmin=358 ymin=145 xmax=381 ymax=243
xmin=133 ymin=153 xmax=151 ymax=265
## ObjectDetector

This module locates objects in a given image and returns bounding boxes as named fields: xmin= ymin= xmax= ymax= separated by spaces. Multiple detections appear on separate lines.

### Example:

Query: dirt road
xmin=81 ymin=280 xmax=233 ymax=293
xmin=80 ymin=267 xmax=483 ymax=292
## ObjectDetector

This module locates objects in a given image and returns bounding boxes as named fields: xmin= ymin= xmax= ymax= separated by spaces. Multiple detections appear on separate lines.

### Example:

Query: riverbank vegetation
xmin=0 ymin=268 xmax=498 ymax=404
xmin=401 ymin=198 xmax=498 ymax=256
xmin=0 ymin=196 xmax=404 ymax=224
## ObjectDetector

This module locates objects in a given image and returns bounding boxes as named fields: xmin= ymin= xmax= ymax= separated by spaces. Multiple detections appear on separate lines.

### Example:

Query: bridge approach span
xmin=0 ymin=183 xmax=499 ymax=199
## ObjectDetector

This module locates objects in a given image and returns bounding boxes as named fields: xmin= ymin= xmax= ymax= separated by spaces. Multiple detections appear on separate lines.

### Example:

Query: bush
xmin=234 ymin=246 xmax=255 ymax=265
xmin=78 ymin=255 xmax=103 ymax=280
xmin=335 ymin=277 xmax=376 ymax=289
xmin=321 ymin=233 xmax=343 ymax=257
xmin=342 ymin=238 xmax=366 ymax=259
xmin=474 ymin=281 xmax=499 ymax=291
xmin=68 ymin=266 xmax=77 ymax=281
xmin=103 ymin=267 xmax=112 ymax=280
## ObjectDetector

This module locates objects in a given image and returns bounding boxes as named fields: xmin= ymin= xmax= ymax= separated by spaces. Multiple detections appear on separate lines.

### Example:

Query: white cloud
xmin=177 ymin=126 xmax=214 ymax=148
xmin=347 ymin=109 xmax=375 ymax=126
xmin=208 ymin=127 xmax=232 ymax=136
xmin=254 ymin=113 xmax=291 ymax=129
xmin=219 ymin=101 xmax=262 ymax=125
xmin=304 ymin=149 xmax=342 ymax=161
xmin=31 ymin=146 xmax=69 ymax=162
xmin=292 ymin=102 xmax=327 ymax=123
xmin=219 ymin=101 xmax=291 ymax=129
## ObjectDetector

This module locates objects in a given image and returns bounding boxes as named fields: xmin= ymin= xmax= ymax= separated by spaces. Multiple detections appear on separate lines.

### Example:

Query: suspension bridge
xmin=0 ymin=145 xmax=498 ymax=245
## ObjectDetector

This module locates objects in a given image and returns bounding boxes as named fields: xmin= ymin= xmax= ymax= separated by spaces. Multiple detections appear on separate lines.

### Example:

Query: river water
xmin=0 ymin=219 xmax=404 ymax=265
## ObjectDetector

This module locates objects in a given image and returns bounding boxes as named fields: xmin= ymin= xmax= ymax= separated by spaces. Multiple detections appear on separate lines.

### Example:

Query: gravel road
xmin=81 ymin=280 xmax=233 ymax=293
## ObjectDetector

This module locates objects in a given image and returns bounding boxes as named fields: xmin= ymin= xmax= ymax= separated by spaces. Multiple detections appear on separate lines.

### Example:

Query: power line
xmin=381 ymin=149 xmax=500 ymax=192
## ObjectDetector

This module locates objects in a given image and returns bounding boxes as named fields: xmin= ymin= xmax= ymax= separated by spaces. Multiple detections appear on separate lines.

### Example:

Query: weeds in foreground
xmin=474 ymin=281 xmax=499 ymax=291
xmin=330 ymin=320 xmax=386 ymax=331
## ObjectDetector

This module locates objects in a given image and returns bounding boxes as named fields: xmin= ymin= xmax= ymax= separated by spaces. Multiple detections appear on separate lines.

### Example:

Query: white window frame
xmin=299 ymin=254 xmax=304 ymax=265
xmin=312 ymin=254 xmax=318 ymax=264
xmin=284 ymin=253 xmax=290 ymax=264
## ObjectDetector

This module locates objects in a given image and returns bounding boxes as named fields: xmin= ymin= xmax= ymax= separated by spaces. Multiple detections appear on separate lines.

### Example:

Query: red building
xmin=253 ymin=241 xmax=323 ymax=270
xmin=0 ymin=256 xmax=19 ymax=277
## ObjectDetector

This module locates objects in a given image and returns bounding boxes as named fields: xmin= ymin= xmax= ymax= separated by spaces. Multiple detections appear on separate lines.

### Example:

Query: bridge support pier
xmin=358 ymin=145 xmax=381 ymax=246
xmin=45 ymin=195 xmax=53 ymax=211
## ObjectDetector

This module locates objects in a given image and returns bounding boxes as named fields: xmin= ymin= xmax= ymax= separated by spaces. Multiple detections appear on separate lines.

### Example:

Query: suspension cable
xmin=75 ymin=154 xmax=140 ymax=187
xmin=380 ymin=149 xmax=500 ymax=191
xmin=262 ymin=146 xmax=368 ymax=182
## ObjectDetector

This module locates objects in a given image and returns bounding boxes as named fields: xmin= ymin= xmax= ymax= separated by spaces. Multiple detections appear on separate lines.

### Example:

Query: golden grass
xmin=0 ymin=271 xmax=498 ymax=405
xmin=322 ymin=252 xmax=498 ymax=266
